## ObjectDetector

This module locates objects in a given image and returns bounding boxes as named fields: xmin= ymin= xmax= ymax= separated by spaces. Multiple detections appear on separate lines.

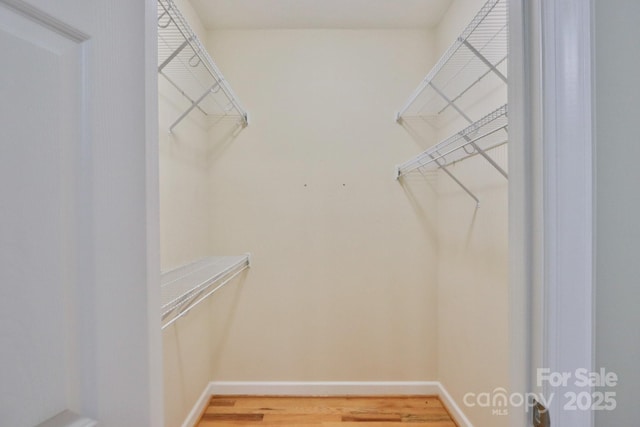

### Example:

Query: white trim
xmin=437 ymin=384 xmax=474 ymax=427
xmin=510 ymin=1 xmax=596 ymax=425
xmin=507 ymin=1 xmax=536 ymax=425
xmin=540 ymin=0 xmax=595 ymax=426
xmin=145 ymin=0 xmax=163 ymax=425
xmin=0 ymin=0 xmax=89 ymax=42
xmin=209 ymin=381 xmax=441 ymax=396
xmin=180 ymin=382 xmax=216 ymax=427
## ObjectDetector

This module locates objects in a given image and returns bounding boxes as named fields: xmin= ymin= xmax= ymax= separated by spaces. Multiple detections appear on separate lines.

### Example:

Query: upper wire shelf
xmin=396 ymin=0 xmax=507 ymax=128
xmin=396 ymin=104 xmax=508 ymax=207
xmin=161 ymin=254 xmax=251 ymax=330
xmin=158 ymin=0 xmax=248 ymax=132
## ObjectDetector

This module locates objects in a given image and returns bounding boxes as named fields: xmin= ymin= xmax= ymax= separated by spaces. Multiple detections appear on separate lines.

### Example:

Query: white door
xmin=0 ymin=1 xmax=161 ymax=426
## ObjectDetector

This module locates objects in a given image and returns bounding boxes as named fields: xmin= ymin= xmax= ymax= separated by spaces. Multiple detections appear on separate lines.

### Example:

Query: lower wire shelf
xmin=161 ymin=254 xmax=251 ymax=330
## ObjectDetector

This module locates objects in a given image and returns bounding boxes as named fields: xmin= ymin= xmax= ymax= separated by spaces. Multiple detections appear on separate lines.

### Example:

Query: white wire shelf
xmin=158 ymin=0 xmax=248 ymax=132
xmin=396 ymin=104 xmax=508 ymax=207
xmin=396 ymin=0 xmax=507 ymax=128
xmin=161 ymin=254 xmax=251 ymax=330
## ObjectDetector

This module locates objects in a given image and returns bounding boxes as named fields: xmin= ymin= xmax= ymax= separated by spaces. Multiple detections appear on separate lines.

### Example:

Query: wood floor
xmin=196 ymin=396 xmax=458 ymax=426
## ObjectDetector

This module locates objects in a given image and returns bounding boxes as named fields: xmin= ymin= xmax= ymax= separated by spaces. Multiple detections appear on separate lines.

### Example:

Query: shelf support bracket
xmin=437 ymin=56 xmax=507 ymax=116
xmin=170 ymin=81 xmax=220 ymax=132
xmin=158 ymin=37 xmax=192 ymax=72
xmin=430 ymin=154 xmax=480 ymax=208
xmin=464 ymin=135 xmax=509 ymax=179
xmin=429 ymin=82 xmax=474 ymax=124
xmin=159 ymin=71 xmax=207 ymax=116
xmin=461 ymin=38 xmax=508 ymax=84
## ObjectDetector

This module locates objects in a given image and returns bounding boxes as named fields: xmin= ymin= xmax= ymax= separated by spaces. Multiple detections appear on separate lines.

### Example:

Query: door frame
xmin=509 ymin=0 xmax=595 ymax=426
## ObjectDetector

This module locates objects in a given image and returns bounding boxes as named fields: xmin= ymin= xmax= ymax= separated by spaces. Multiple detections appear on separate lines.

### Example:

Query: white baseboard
xmin=180 ymin=382 xmax=216 ymax=427
xmin=183 ymin=381 xmax=473 ymax=427
xmin=209 ymin=380 xmax=441 ymax=396
xmin=436 ymin=383 xmax=473 ymax=427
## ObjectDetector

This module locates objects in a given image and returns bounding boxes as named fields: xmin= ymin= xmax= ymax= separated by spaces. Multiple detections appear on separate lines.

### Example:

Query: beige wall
xmin=436 ymin=0 xmax=484 ymax=56
xmin=434 ymin=1 xmax=509 ymax=426
xmin=160 ymin=1 xmax=511 ymax=425
xmin=162 ymin=275 xmax=249 ymax=427
xmin=159 ymin=0 xmax=222 ymax=425
xmin=158 ymin=98 xmax=212 ymax=270
xmin=204 ymin=28 xmax=440 ymax=382
xmin=160 ymin=20 xmax=442 ymax=426
xmin=159 ymin=0 xmax=211 ymax=270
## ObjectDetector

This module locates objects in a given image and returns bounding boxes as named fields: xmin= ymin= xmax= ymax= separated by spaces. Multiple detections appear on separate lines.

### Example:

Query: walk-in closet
xmin=159 ymin=0 xmax=508 ymax=426
xmin=6 ymin=0 xmax=640 ymax=425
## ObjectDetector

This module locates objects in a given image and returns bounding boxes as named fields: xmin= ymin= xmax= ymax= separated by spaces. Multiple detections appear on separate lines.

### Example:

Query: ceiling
xmin=189 ymin=0 xmax=454 ymax=30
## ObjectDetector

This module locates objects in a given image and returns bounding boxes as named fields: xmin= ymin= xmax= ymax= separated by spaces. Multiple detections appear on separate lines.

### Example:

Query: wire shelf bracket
xmin=396 ymin=104 xmax=508 ymax=207
xmin=157 ymin=0 xmax=248 ymax=132
xmin=396 ymin=0 xmax=507 ymax=127
xmin=160 ymin=254 xmax=251 ymax=330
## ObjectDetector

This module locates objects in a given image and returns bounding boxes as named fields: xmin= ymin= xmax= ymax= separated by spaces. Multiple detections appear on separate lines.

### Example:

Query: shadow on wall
xmin=395 ymin=108 xmax=441 ymax=235
xmin=163 ymin=114 xmax=246 ymax=172
xmin=207 ymin=117 xmax=247 ymax=168
xmin=395 ymin=115 xmax=441 ymax=247
xmin=209 ymin=272 xmax=248 ymax=376
xmin=398 ymin=173 xmax=439 ymax=248
xmin=464 ymin=207 xmax=479 ymax=251
xmin=163 ymin=271 xmax=248 ymax=426
xmin=398 ymin=116 xmax=437 ymax=151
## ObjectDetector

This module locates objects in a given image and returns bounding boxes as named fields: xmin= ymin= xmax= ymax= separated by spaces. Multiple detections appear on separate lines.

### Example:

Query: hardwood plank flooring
xmin=196 ymin=396 xmax=458 ymax=426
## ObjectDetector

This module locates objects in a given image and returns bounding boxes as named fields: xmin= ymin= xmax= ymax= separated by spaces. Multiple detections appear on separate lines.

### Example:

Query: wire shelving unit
xmin=161 ymin=254 xmax=251 ymax=330
xmin=396 ymin=104 xmax=508 ymax=207
xmin=157 ymin=0 xmax=248 ymax=132
xmin=396 ymin=0 xmax=507 ymax=128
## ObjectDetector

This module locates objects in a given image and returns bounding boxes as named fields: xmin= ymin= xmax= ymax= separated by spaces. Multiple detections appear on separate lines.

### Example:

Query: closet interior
xmin=158 ymin=0 xmax=509 ymax=425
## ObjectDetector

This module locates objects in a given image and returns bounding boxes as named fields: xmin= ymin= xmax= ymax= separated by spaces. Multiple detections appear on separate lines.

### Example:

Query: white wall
xmin=204 ymin=28 xmax=440 ymax=382
xmin=433 ymin=1 xmax=509 ymax=426
xmin=594 ymin=0 xmax=640 ymax=424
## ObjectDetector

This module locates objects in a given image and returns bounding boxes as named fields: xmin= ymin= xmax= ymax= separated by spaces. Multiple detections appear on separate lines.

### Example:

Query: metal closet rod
xmin=396 ymin=104 xmax=508 ymax=207
xmin=157 ymin=0 xmax=248 ymax=131
xmin=161 ymin=254 xmax=251 ymax=330
xmin=397 ymin=104 xmax=508 ymax=175
xmin=162 ymin=262 xmax=249 ymax=330
xmin=161 ymin=256 xmax=241 ymax=315
xmin=406 ymin=122 xmax=507 ymax=174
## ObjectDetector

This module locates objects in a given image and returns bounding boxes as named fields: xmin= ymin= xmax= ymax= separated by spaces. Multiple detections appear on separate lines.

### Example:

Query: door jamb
xmin=509 ymin=1 xmax=595 ymax=426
